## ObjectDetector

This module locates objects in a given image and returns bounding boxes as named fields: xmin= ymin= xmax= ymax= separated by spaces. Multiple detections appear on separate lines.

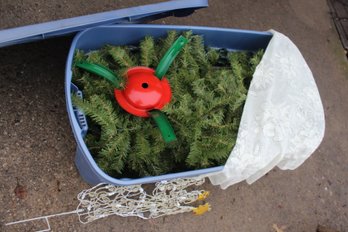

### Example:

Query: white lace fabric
xmin=208 ymin=30 xmax=325 ymax=189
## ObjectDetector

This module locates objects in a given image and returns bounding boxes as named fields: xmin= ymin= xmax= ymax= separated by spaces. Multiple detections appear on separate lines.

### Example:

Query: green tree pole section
xmin=75 ymin=62 xmax=123 ymax=89
xmin=149 ymin=110 xmax=177 ymax=143
xmin=155 ymin=36 xmax=188 ymax=79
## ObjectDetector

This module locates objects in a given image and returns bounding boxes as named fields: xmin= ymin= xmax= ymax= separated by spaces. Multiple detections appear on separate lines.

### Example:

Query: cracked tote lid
xmin=0 ymin=0 xmax=208 ymax=48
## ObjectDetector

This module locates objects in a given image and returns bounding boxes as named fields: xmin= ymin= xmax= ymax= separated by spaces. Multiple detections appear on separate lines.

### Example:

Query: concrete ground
xmin=0 ymin=0 xmax=347 ymax=231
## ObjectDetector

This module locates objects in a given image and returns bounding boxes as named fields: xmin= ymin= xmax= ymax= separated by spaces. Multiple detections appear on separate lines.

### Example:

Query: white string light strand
xmin=76 ymin=177 xmax=210 ymax=223
xmin=5 ymin=177 xmax=210 ymax=232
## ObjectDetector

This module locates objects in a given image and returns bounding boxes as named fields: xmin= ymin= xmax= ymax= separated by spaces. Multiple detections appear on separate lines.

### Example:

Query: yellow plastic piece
xmin=192 ymin=203 xmax=211 ymax=215
xmin=197 ymin=191 xmax=210 ymax=201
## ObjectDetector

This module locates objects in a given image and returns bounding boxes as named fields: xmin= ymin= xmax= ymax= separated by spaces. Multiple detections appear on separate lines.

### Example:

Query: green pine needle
xmin=140 ymin=36 xmax=156 ymax=67
xmin=108 ymin=46 xmax=135 ymax=68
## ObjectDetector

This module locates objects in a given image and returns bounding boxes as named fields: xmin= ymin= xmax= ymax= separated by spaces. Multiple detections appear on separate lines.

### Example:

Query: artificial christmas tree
xmin=72 ymin=31 xmax=264 ymax=178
